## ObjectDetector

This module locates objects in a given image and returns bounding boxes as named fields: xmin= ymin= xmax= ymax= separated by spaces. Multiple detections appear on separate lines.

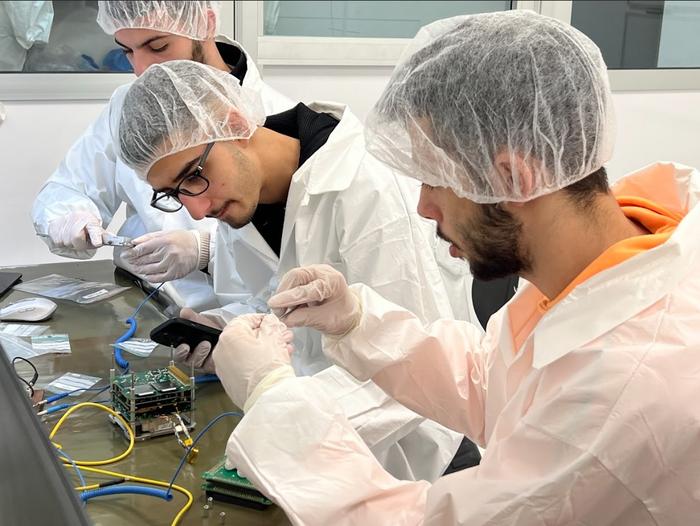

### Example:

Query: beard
xmin=191 ymin=40 xmax=205 ymax=64
xmin=454 ymin=203 xmax=532 ymax=281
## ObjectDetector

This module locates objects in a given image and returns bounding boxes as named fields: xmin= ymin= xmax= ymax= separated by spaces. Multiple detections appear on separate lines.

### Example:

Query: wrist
xmin=243 ymin=364 xmax=296 ymax=412
xmin=194 ymin=230 xmax=210 ymax=270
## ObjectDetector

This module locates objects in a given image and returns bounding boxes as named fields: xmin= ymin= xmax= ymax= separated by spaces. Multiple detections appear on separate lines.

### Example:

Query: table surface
xmin=2 ymin=260 xmax=290 ymax=526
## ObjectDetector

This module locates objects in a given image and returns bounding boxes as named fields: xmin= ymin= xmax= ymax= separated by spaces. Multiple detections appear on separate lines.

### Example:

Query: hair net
xmin=118 ymin=60 xmax=265 ymax=178
xmin=365 ymin=10 xmax=615 ymax=204
xmin=97 ymin=1 xmax=220 ymax=40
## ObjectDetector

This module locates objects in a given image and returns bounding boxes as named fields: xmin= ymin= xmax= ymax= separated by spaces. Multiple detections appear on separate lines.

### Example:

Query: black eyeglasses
xmin=150 ymin=142 xmax=215 ymax=213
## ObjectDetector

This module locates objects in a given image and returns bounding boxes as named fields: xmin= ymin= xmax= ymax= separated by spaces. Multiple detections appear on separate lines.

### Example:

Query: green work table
xmin=2 ymin=260 xmax=290 ymax=526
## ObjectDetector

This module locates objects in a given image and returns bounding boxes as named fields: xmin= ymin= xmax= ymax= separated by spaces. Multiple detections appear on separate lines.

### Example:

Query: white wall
xmin=2 ymin=66 xmax=700 ymax=268
xmin=0 ymin=99 xmax=126 ymax=268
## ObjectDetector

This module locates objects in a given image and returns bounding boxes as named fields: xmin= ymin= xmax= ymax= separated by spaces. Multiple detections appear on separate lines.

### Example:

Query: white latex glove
xmin=118 ymin=230 xmax=201 ymax=283
xmin=267 ymin=264 xmax=362 ymax=336
xmin=173 ymin=308 xmax=226 ymax=374
xmin=47 ymin=211 xmax=105 ymax=250
xmin=214 ymin=313 xmax=295 ymax=411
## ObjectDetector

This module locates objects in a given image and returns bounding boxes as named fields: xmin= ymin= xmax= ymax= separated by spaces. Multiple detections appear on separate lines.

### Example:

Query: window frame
xmin=0 ymin=1 xmax=236 ymax=101
xmin=539 ymin=0 xmax=700 ymax=91
xmin=239 ymin=0 xmax=700 ymax=91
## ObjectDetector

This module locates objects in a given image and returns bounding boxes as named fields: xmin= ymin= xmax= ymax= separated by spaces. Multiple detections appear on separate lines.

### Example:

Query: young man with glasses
xmin=117 ymin=59 xmax=478 ymax=483
xmin=31 ymin=1 xmax=292 ymax=308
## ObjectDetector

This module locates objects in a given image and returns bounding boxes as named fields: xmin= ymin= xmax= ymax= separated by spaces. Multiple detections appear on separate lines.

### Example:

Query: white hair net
xmin=97 ymin=1 xmax=220 ymax=40
xmin=118 ymin=60 xmax=265 ymax=178
xmin=366 ymin=11 xmax=616 ymax=204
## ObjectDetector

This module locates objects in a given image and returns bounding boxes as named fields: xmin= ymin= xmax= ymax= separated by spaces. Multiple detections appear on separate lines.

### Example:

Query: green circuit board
xmin=202 ymin=458 xmax=272 ymax=510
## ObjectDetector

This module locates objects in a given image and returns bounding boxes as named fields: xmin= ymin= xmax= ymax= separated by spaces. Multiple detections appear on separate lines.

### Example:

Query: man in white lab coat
xmin=116 ymin=60 xmax=473 ymax=482
xmin=31 ymin=1 xmax=293 ymax=309
xmin=205 ymin=12 xmax=700 ymax=524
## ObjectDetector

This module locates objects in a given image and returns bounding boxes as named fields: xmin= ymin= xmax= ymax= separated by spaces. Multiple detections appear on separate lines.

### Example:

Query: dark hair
xmin=563 ymin=166 xmax=610 ymax=210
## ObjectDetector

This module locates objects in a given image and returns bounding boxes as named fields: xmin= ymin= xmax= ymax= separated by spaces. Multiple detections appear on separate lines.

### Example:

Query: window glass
xmin=571 ymin=0 xmax=700 ymax=69
xmin=263 ymin=0 xmax=512 ymax=38
xmin=0 ymin=0 xmax=132 ymax=73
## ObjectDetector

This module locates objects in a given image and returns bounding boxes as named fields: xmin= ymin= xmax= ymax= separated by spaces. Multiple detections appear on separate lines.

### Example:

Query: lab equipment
xmin=97 ymin=1 xmax=221 ymax=41
xmin=365 ymin=10 xmax=614 ymax=204
xmin=0 ymin=297 xmax=57 ymax=322
xmin=15 ymin=274 xmax=128 ymax=304
xmin=102 ymin=233 xmax=133 ymax=247
xmin=118 ymin=60 xmax=265 ymax=178
xmin=201 ymin=458 xmax=272 ymax=510
xmin=0 ymin=343 xmax=91 ymax=525
xmin=150 ymin=317 xmax=221 ymax=349
xmin=109 ymin=365 xmax=195 ymax=440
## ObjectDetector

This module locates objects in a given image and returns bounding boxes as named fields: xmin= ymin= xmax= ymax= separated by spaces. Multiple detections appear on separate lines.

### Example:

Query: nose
xmin=417 ymin=185 xmax=442 ymax=222
xmin=131 ymin=50 xmax=159 ymax=76
xmin=180 ymin=194 xmax=212 ymax=221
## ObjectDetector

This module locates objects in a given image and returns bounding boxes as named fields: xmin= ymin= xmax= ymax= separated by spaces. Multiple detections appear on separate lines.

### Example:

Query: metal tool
xmin=278 ymin=305 xmax=301 ymax=321
xmin=36 ymin=232 xmax=133 ymax=248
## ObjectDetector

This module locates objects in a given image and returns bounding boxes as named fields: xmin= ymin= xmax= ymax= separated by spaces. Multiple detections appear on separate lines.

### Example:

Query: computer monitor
xmin=0 ymin=344 xmax=91 ymax=525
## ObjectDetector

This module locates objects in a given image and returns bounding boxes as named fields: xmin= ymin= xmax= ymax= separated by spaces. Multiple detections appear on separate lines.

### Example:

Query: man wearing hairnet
xmin=31 ymin=1 xmax=293 ymax=308
xmin=117 ymin=59 xmax=477 ymax=482
xmin=206 ymin=11 xmax=700 ymax=524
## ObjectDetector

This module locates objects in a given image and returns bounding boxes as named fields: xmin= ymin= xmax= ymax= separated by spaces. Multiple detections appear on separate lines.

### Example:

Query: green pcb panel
xmin=202 ymin=458 xmax=273 ymax=510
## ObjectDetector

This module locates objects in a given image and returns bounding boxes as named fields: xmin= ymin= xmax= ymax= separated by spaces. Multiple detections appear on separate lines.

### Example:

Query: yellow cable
xmin=49 ymin=402 xmax=134 ymax=465
xmin=65 ymin=464 xmax=193 ymax=526
xmin=52 ymin=402 xmax=193 ymax=524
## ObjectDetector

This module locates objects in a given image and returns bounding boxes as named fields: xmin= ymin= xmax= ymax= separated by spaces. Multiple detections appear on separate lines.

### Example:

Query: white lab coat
xmin=0 ymin=1 xmax=53 ymax=71
xmin=208 ymin=102 xmax=470 ymax=482
xmin=225 ymin=162 xmax=700 ymax=524
xmin=31 ymin=38 xmax=293 ymax=308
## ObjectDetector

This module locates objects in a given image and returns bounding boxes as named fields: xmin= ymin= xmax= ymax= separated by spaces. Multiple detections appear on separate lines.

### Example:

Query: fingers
xmin=268 ymin=280 xmax=326 ymax=310
xmin=86 ymin=225 xmax=105 ymax=248
xmin=174 ymin=341 xmax=212 ymax=369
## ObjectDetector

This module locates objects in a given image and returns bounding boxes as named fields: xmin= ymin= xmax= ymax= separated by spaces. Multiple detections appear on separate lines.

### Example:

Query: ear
xmin=494 ymin=150 xmax=535 ymax=200
xmin=206 ymin=8 xmax=217 ymax=38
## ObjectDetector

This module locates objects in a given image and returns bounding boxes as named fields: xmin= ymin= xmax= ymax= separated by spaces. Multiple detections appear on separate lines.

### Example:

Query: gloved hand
xmin=214 ymin=313 xmax=295 ymax=411
xmin=268 ymin=264 xmax=362 ymax=336
xmin=47 ymin=211 xmax=105 ymax=250
xmin=118 ymin=230 xmax=203 ymax=283
xmin=173 ymin=308 xmax=226 ymax=374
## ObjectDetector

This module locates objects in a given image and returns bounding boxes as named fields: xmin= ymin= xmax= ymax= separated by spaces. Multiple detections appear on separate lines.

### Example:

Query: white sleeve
xmin=31 ymin=83 xmax=131 ymax=258
xmin=325 ymin=283 xmax=491 ymax=443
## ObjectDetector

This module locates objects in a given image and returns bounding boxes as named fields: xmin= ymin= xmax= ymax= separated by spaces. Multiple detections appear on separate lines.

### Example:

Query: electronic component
xmin=109 ymin=365 xmax=195 ymax=440
xmin=201 ymin=458 xmax=272 ymax=510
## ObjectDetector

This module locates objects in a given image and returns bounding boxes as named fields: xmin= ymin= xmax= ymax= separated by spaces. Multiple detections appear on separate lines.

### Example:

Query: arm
xmin=325 ymin=283 xmax=491 ymax=443
xmin=32 ymin=84 xmax=130 ymax=258
xmin=228 ymin=370 xmax=641 ymax=526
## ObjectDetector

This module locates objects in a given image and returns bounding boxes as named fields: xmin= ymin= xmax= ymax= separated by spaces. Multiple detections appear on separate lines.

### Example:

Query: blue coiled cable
xmin=113 ymin=283 xmax=164 ymax=371
xmin=81 ymin=485 xmax=173 ymax=502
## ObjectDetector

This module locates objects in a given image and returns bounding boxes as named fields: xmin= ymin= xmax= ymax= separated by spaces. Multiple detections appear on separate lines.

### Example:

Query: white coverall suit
xmin=31 ymin=38 xmax=293 ymax=309
xmin=207 ymin=102 xmax=474 ymax=482
xmin=225 ymin=162 xmax=700 ymax=525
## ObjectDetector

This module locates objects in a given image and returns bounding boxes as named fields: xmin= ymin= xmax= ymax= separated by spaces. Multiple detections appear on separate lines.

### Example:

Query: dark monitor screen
xmin=0 ymin=345 xmax=91 ymax=525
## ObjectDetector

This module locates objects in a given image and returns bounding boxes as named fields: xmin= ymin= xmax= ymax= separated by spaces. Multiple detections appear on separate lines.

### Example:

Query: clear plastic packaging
xmin=14 ymin=274 xmax=128 ymax=304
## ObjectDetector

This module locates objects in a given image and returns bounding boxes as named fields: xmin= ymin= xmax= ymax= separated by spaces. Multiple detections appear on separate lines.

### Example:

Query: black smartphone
xmin=150 ymin=318 xmax=221 ymax=349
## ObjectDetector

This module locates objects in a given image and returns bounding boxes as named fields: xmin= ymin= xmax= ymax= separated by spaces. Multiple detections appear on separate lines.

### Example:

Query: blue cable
xmin=81 ymin=485 xmax=173 ymax=502
xmin=166 ymin=411 xmax=243 ymax=497
xmin=114 ymin=283 xmax=164 ymax=371
xmin=56 ymin=447 xmax=87 ymax=488
xmin=194 ymin=374 xmax=219 ymax=384
xmin=45 ymin=385 xmax=109 ymax=405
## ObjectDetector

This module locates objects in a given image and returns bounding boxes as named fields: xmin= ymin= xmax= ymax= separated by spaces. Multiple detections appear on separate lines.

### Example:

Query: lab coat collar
xmin=530 ymin=163 xmax=700 ymax=369
xmin=295 ymin=102 xmax=366 ymax=195
xmin=215 ymin=35 xmax=264 ymax=88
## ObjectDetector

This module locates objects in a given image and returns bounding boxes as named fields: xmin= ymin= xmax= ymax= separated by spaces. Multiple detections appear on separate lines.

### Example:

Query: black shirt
xmin=216 ymin=41 xmax=248 ymax=83
xmin=250 ymin=103 xmax=340 ymax=256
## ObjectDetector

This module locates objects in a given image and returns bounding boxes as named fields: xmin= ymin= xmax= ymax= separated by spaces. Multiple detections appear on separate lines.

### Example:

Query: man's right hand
xmin=173 ymin=308 xmax=227 ymax=373
xmin=46 ymin=211 xmax=105 ymax=251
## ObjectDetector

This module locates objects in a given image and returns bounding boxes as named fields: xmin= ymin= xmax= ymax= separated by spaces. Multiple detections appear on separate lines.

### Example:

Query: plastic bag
xmin=15 ymin=274 xmax=128 ymax=304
